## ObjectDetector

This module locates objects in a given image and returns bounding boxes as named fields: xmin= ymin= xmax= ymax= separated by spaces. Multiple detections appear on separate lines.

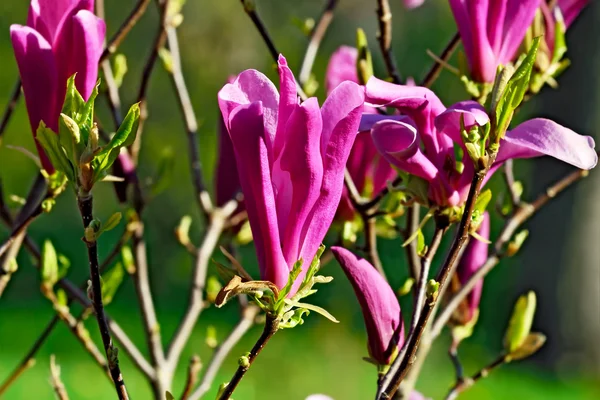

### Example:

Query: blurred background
xmin=0 ymin=0 xmax=599 ymax=399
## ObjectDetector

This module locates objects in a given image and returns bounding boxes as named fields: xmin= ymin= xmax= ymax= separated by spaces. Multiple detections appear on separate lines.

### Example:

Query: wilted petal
xmin=332 ymin=247 xmax=403 ymax=365
xmin=226 ymin=102 xmax=289 ymax=289
xmin=218 ymin=70 xmax=280 ymax=156
xmin=326 ymin=46 xmax=358 ymax=93
xmin=274 ymin=98 xmax=324 ymax=268
xmin=456 ymin=212 xmax=490 ymax=323
xmin=435 ymin=100 xmax=489 ymax=144
xmin=496 ymin=118 xmax=597 ymax=170
xmin=54 ymin=9 xmax=105 ymax=102
xmin=371 ymin=119 xmax=438 ymax=182
xmin=300 ymin=82 xmax=363 ymax=265
xmin=10 ymin=24 xmax=58 ymax=172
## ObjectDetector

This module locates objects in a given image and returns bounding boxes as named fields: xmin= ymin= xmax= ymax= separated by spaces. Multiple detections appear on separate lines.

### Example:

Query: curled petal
xmin=496 ymin=118 xmax=597 ymax=170
xmin=332 ymin=247 xmax=403 ymax=365
xmin=218 ymin=69 xmax=280 ymax=155
xmin=435 ymin=100 xmax=490 ymax=144
xmin=359 ymin=114 xmax=408 ymax=133
xmin=226 ymin=102 xmax=289 ymax=289
xmin=10 ymin=24 xmax=58 ymax=172
xmin=371 ymin=119 xmax=438 ymax=182
xmin=326 ymin=46 xmax=358 ymax=93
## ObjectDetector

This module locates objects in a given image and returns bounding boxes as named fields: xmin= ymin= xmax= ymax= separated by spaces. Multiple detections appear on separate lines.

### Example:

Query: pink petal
xmin=371 ymin=119 xmax=438 ymax=182
xmin=226 ymin=102 xmax=289 ymax=289
xmin=496 ymin=118 xmax=597 ymax=170
xmin=218 ymin=69 xmax=280 ymax=157
xmin=27 ymin=0 xmax=91 ymax=42
xmin=466 ymin=0 xmax=497 ymax=82
xmin=332 ymin=247 xmax=403 ymax=365
xmin=215 ymin=110 xmax=240 ymax=207
xmin=434 ymin=100 xmax=489 ymax=144
xmin=496 ymin=0 xmax=542 ymax=65
xmin=273 ymin=98 xmax=324 ymax=269
xmin=325 ymin=46 xmax=358 ymax=93
xmin=403 ymin=0 xmax=425 ymax=8
xmin=301 ymin=81 xmax=363 ymax=267
xmin=54 ymin=9 xmax=105 ymax=102
xmin=274 ymin=55 xmax=299 ymax=159
xmin=10 ymin=24 xmax=58 ymax=172
xmin=359 ymin=114 xmax=408 ymax=133
xmin=558 ymin=0 xmax=590 ymax=27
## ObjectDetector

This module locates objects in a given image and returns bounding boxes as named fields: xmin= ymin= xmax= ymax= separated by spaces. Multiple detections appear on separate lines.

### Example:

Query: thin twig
xmin=164 ymin=23 xmax=212 ymax=217
xmin=180 ymin=355 xmax=202 ymax=400
xmin=365 ymin=217 xmax=385 ymax=278
xmin=404 ymin=204 xmax=421 ymax=293
xmin=100 ymin=0 xmax=152 ymax=62
xmin=376 ymin=0 xmax=401 ymax=84
xmin=503 ymin=159 xmax=521 ymax=208
xmin=298 ymin=0 xmax=339 ymax=85
xmin=77 ymin=194 xmax=129 ymax=400
xmin=217 ymin=314 xmax=279 ymax=400
xmin=445 ymin=355 xmax=506 ymax=400
xmin=188 ymin=305 xmax=260 ymax=400
xmin=50 ymin=355 xmax=70 ymax=400
xmin=0 ymin=80 xmax=21 ymax=141
xmin=0 ymin=358 xmax=36 ymax=396
xmin=420 ymin=32 xmax=460 ymax=88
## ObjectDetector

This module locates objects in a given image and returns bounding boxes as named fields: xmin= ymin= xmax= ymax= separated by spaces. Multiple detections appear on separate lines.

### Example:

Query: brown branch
xmin=376 ymin=0 xmax=401 ymax=84
xmin=420 ymin=32 xmax=460 ymax=88
xmin=445 ymin=355 xmax=506 ymax=400
xmin=77 ymin=194 xmax=129 ymax=400
xmin=180 ymin=355 xmax=202 ymax=400
xmin=50 ymin=355 xmax=70 ymax=400
xmin=0 ymin=80 xmax=21 ymax=141
xmin=100 ymin=0 xmax=152 ymax=62
xmin=217 ymin=314 xmax=279 ymax=400
xmin=188 ymin=305 xmax=260 ymax=400
xmin=298 ymin=0 xmax=339 ymax=85
xmin=503 ymin=159 xmax=521 ymax=208
xmin=0 ymin=358 xmax=35 ymax=396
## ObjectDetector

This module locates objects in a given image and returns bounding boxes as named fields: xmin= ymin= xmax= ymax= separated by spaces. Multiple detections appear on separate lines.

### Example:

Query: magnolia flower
xmin=332 ymin=246 xmax=403 ymax=365
xmin=404 ymin=0 xmax=425 ymax=8
xmin=449 ymin=0 xmax=541 ymax=83
xmin=451 ymin=212 xmax=490 ymax=325
xmin=325 ymin=46 xmax=396 ymax=221
xmin=11 ymin=0 xmax=105 ymax=172
xmin=360 ymin=78 xmax=597 ymax=207
xmin=218 ymin=56 xmax=363 ymax=292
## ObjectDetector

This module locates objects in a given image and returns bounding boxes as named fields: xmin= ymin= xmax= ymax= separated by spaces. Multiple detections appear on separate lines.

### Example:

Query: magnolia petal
xmin=27 ymin=0 xmax=91 ymax=42
xmin=559 ymin=0 xmax=590 ymax=27
xmin=274 ymin=55 xmax=299 ymax=159
xmin=359 ymin=113 xmax=408 ymax=133
xmin=299 ymin=82 xmax=363 ymax=268
xmin=435 ymin=100 xmax=489 ymax=144
xmin=496 ymin=118 xmax=597 ymax=170
xmin=404 ymin=0 xmax=425 ymax=8
xmin=10 ymin=24 xmax=58 ymax=172
xmin=325 ymin=46 xmax=358 ymax=94
xmin=274 ymin=98 xmax=324 ymax=267
xmin=227 ymin=102 xmax=289 ymax=289
xmin=218 ymin=69 xmax=280 ymax=156
xmin=457 ymin=212 xmax=490 ymax=323
xmin=466 ymin=0 xmax=497 ymax=83
xmin=496 ymin=0 xmax=542 ymax=65
xmin=332 ymin=247 xmax=403 ymax=365
xmin=371 ymin=119 xmax=438 ymax=181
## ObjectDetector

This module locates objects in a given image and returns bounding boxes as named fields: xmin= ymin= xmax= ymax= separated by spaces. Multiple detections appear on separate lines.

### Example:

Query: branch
xmin=420 ymin=32 xmax=460 ymax=88
xmin=188 ymin=305 xmax=260 ymax=400
xmin=50 ymin=355 xmax=70 ymax=400
xmin=180 ymin=355 xmax=202 ymax=400
xmin=100 ymin=0 xmax=152 ymax=62
xmin=298 ymin=0 xmax=339 ymax=85
xmin=77 ymin=194 xmax=129 ymax=400
xmin=376 ymin=0 xmax=401 ymax=83
xmin=217 ymin=314 xmax=279 ymax=400
xmin=503 ymin=159 xmax=521 ymax=208
xmin=0 ymin=80 xmax=21 ymax=141
xmin=445 ymin=355 xmax=506 ymax=400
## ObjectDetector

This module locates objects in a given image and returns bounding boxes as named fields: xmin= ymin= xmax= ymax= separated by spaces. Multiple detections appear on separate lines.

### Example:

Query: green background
xmin=1 ymin=1 xmax=599 ymax=399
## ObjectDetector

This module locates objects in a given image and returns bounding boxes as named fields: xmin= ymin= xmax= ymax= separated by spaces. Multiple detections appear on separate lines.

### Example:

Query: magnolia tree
xmin=0 ymin=0 xmax=596 ymax=399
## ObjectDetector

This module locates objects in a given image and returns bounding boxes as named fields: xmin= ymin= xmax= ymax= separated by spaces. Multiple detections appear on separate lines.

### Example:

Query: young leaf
xmin=61 ymin=74 xmax=84 ymax=120
xmin=101 ymin=262 xmax=125 ymax=306
xmin=96 ymin=212 xmax=122 ymax=239
xmin=36 ymin=122 xmax=75 ymax=182
xmin=41 ymin=240 xmax=59 ymax=288
xmin=112 ymin=54 xmax=128 ymax=88
xmin=356 ymin=28 xmax=373 ymax=85
xmin=504 ymin=291 xmax=537 ymax=353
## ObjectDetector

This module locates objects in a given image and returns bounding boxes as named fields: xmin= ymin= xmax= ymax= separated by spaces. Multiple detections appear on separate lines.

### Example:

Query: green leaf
xmin=61 ymin=74 xmax=84 ymax=120
xmin=58 ymin=113 xmax=83 ymax=165
xmin=112 ymin=54 xmax=128 ymax=88
xmin=507 ymin=229 xmax=529 ymax=257
xmin=41 ymin=240 xmax=59 ymax=287
xmin=165 ymin=391 xmax=175 ymax=400
xmin=507 ymin=332 xmax=546 ymax=361
xmin=356 ymin=28 xmax=373 ymax=85
xmin=474 ymin=189 xmax=492 ymax=214
xmin=92 ymin=103 xmax=140 ymax=182
xmin=290 ymin=301 xmax=339 ymax=323
xmin=151 ymin=149 xmax=175 ymax=196
xmin=36 ymin=122 xmax=75 ymax=181
xmin=495 ymin=37 xmax=541 ymax=138
xmin=406 ymin=175 xmax=430 ymax=205
xmin=416 ymin=229 xmax=426 ymax=257
xmin=551 ymin=13 xmax=567 ymax=65
xmin=277 ymin=259 xmax=303 ymax=305
xmin=96 ymin=212 xmax=122 ymax=239
xmin=302 ymin=244 xmax=326 ymax=287
xmin=121 ymin=245 xmax=135 ymax=274
xmin=504 ymin=291 xmax=537 ymax=353
xmin=397 ymin=278 xmax=414 ymax=297
xmin=58 ymin=254 xmax=71 ymax=280
xmin=78 ymin=81 xmax=100 ymax=128
xmin=101 ymin=262 xmax=125 ymax=306
xmin=206 ymin=275 xmax=222 ymax=303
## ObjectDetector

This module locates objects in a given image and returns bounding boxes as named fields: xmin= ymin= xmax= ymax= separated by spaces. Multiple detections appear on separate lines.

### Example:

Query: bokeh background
xmin=1 ymin=0 xmax=599 ymax=399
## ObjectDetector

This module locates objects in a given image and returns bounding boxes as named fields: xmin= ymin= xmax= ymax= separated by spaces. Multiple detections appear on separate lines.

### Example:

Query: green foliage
xmin=41 ymin=240 xmax=59 ymax=289
xmin=101 ymin=263 xmax=125 ymax=306
xmin=356 ymin=28 xmax=373 ymax=85
xmin=504 ymin=291 xmax=537 ymax=354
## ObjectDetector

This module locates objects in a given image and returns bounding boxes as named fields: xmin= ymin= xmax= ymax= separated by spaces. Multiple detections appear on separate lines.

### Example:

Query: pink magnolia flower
xmin=332 ymin=246 xmax=404 ymax=365
xmin=449 ymin=0 xmax=542 ymax=83
xmin=11 ymin=0 xmax=105 ymax=172
xmin=452 ymin=212 xmax=490 ymax=325
xmin=404 ymin=0 xmax=425 ymax=8
xmin=361 ymin=78 xmax=597 ymax=207
xmin=218 ymin=56 xmax=364 ymax=292
xmin=326 ymin=46 xmax=396 ymax=221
